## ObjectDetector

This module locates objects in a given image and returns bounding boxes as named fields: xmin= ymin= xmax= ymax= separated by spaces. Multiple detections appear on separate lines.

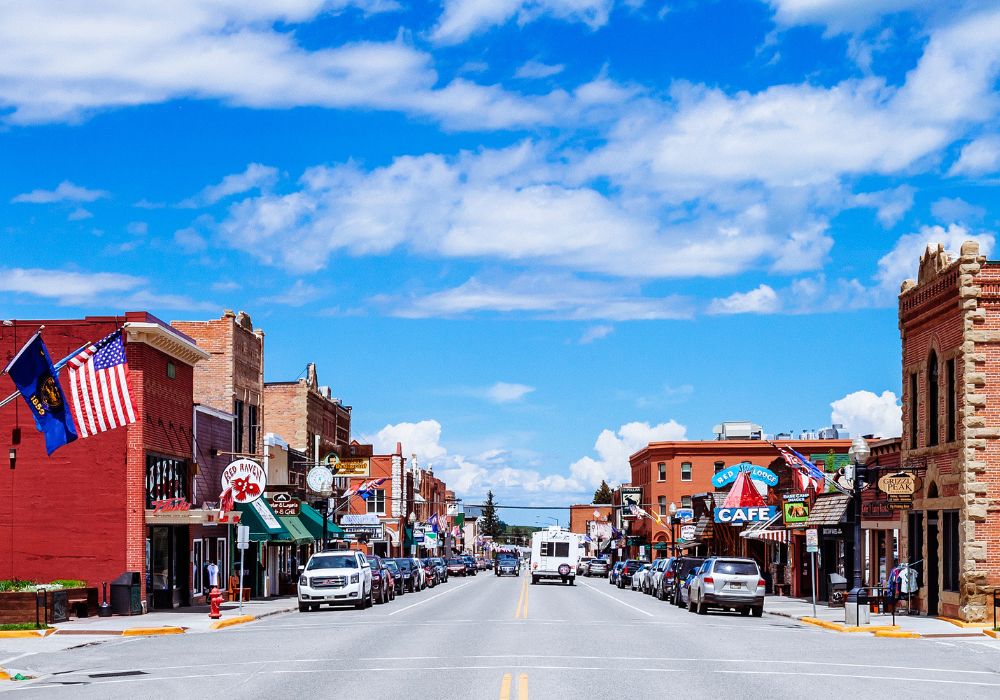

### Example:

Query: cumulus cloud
xmin=515 ymin=59 xmax=565 ymax=79
xmin=708 ymin=284 xmax=780 ymax=315
xmin=12 ymin=181 xmax=109 ymax=204
xmin=949 ymin=135 xmax=1000 ymax=176
xmin=569 ymin=420 xmax=687 ymax=488
xmin=831 ymin=390 xmax=902 ymax=438
xmin=182 ymin=163 xmax=279 ymax=207
xmin=579 ymin=324 xmax=614 ymax=344
xmin=876 ymin=223 xmax=995 ymax=290
xmin=431 ymin=0 xmax=614 ymax=45
xmin=485 ymin=382 xmax=535 ymax=403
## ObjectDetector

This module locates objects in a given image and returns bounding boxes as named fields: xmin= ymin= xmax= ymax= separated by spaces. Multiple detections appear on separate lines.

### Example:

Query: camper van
xmin=530 ymin=526 xmax=582 ymax=585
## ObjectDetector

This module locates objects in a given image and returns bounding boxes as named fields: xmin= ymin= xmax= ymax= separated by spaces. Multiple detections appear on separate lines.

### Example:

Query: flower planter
xmin=0 ymin=588 xmax=98 ymax=625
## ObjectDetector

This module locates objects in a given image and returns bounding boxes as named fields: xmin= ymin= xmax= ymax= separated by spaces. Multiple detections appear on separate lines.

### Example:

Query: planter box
xmin=0 ymin=588 xmax=98 ymax=625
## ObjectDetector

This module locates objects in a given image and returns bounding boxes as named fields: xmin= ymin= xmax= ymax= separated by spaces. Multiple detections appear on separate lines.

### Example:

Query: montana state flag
xmin=4 ymin=332 xmax=78 ymax=454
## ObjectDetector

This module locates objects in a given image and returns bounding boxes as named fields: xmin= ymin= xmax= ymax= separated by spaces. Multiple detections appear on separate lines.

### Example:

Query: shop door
xmin=149 ymin=526 xmax=191 ymax=609
xmin=926 ymin=517 xmax=939 ymax=616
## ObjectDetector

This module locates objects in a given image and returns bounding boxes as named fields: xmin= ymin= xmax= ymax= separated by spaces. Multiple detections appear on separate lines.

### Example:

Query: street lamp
xmin=846 ymin=436 xmax=870 ymax=625
xmin=668 ymin=502 xmax=678 ymax=558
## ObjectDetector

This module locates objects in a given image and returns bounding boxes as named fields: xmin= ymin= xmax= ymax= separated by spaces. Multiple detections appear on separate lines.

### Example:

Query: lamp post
xmin=668 ymin=502 xmax=678 ymax=558
xmin=846 ymin=436 xmax=870 ymax=625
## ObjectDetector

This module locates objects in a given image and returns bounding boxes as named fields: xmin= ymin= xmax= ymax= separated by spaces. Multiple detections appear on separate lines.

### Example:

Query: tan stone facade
xmin=899 ymin=241 xmax=1000 ymax=621
xmin=262 ymin=362 xmax=351 ymax=463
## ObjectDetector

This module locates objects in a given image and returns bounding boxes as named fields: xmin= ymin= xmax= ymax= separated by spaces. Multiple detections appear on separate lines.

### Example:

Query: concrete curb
xmin=121 ymin=627 xmax=185 ymax=637
xmin=937 ymin=616 xmax=992 ymax=629
xmin=984 ymin=629 xmax=1000 ymax=639
xmin=874 ymin=630 xmax=921 ymax=638
xmin=209 ymin=615 xmax=255 ymax=630
xmin=0 ymin=629 xmax=53 ymax=639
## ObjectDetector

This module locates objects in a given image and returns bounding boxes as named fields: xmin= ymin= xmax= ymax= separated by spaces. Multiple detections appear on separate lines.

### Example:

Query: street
xmin=4 ymin=573 xmax=1000 ymax=698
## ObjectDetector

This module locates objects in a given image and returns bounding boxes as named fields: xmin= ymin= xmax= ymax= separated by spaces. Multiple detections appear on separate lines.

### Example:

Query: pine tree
xmin=593 ymin=480 xmax=613 ymax=504
xmin=480 ymin=490 xmax=505 ymax=537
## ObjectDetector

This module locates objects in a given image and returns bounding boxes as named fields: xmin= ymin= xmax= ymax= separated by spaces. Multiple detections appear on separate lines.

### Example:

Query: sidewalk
xmin=765 ymin=595 xmax=999 ymax=639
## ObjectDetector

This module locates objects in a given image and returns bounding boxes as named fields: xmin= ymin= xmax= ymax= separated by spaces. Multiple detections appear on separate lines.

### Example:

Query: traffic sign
xmin=806 ymin=528 xmax=819 ymax=553
xmin=237 ymin=525 xmax=250 ymax=550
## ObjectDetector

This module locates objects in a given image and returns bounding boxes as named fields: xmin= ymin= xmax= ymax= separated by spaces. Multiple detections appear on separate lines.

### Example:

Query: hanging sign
xmin=712 ymin=463 xmax=779 ymax=489
xmin=333 ymin=457 xmax=370 ymax=477
xmin=620 ymin=487 xmax=642 ymax=516
xmin=268 ymin=492 xmax=300 ymax=516
xmin=713 ymin=506 xmax=777 ymax=524
xmin=878 ymin=472 xmax=918 ymax=510
xmin=679 ymin=524 xmax=696 ymax=542
xmin=674 ymin=507 xmax=695 ymax=522
xmin=782 ymin=493 xmax=811 ymax=526
xmin=221 ymin=459 xmax=266 ymax=504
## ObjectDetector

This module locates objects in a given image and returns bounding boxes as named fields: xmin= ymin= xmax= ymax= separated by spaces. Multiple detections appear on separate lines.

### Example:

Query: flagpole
xmin=1 ymin=327 xmax=87 ymax=409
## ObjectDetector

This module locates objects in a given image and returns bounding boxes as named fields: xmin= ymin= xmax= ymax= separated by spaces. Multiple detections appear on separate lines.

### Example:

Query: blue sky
xmin=2 ymin=1 xmax=999 ymax=521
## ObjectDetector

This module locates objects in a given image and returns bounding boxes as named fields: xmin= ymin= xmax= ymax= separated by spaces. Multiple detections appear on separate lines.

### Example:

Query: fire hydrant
xmin=208 ymin=586 xmax=223 ymax=620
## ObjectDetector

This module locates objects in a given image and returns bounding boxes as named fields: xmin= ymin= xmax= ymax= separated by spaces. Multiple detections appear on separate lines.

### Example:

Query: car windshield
xmin=384 ymin=561 xmax=399 ymax=573
xmin=396 ymin=559 xmax=413 ymax=570
xmin=307 ymin=555 xmax=357 ymax=570
xmin=714 ymin=560 xmax=759 ymax=576
xmin=448 ymin=558 xmax=464 ymax=565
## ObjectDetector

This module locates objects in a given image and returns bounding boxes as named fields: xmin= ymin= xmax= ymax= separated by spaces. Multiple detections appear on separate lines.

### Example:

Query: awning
xmin=275 ymin=515 xmax=314 ymax=545
xmin=298 ymin=502 xmax=346 ymax=540
xmin=236 ymin=499 xmax=291 ymax=542
xmin=805 ymin=494 xmax=850 ymax=527
xmin=743 ymin=529 xmax=790 ymax=544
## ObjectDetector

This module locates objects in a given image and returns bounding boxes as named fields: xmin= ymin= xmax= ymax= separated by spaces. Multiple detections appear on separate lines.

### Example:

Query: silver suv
xmin=687 ymin=557 xmax=764 ymax=617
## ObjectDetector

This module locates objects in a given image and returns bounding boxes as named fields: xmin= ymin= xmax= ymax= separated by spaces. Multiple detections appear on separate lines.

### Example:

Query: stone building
xmin=898 ymin=240 xmax=1000 ymax=621
xmin=262 ymin=362 xmax=351 ymax=464
xmin=172 ymin=310 xmax=265 ymax=458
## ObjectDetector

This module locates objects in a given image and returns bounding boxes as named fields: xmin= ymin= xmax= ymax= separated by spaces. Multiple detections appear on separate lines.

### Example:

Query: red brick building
xmin=569 ymin=504 xmax=614 ymax=556
xmin=263 ymin=362 xmax=351 ymax=464
xmin=0 ymin=313 xmax=209 ymax=609
xmin=898 ymin=241 xmax=1000 ymax=621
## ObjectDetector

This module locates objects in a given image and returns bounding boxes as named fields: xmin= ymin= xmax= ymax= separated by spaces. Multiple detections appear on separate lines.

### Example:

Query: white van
xmin=530 ymin=526 xmax=582 ymax=585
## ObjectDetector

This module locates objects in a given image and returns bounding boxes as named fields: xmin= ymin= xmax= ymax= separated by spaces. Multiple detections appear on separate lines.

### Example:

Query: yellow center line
xmin=515 ymin=572 xmax=530 ymax=619
xmin=518 ymin=672 xmax=528 ymax=699
xmin=499 ymin=672 xmax=512 ymax=700
xmin=522 ymin=576 xmax=529 ymax=619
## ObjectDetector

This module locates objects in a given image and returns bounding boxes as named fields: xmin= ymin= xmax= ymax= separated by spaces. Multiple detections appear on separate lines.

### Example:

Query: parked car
xmin=383 ymin=558 xmax=406 ymax=596
xmin=617 ymin=560 xmax=647 ymax=589
xmin=477 ymin=557 xmax=491 ymax=571
xmin=298 ymin=550 xmax=373 ymax=611
xmin=410 ymin=557 xmax=428 ymax=589
xmin=646 ymin=558 xmax=669 ymax=595
xmin=420 ymin=559 xmax=438 ymax=588
xmin=430 ymin=557 xmax=449 ymax=583
xmin=446 ymin=557 xmax=468 ymax=577
xmin=665 ymin=556 xmax=706 ymax=606
xmin=367 ymin=556 xmax=395 ymax=604
xmin=688 ymin=557 xmax=765 ymax=616
xmin=631 ymin=563 xmax=652 ymax=591
xmin=495 ymin=555 xmax=520 ymax=576
xmin=676 ymin=569 xmax=698 ymax=608
xmin=461 ymin=555 xmax=478 ymax=576
xmin=587 ymin=558 xmax=609 ymax=577
xmin=609 ymin=561 xmax=625 ymax=586
xmin=393 ymin=557 xmax=419 ymax=592
xmin=577 ymin=557 xmax=595 ymax=575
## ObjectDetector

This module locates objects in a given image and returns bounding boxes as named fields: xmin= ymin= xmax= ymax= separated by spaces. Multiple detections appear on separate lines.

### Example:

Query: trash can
xmin=845 ymin=587 xmax=870 ymax=626
xmin=109 ymin=572 xmax=143 ymax=615
xmin=828 ymin=573 xmax=847 ymax=607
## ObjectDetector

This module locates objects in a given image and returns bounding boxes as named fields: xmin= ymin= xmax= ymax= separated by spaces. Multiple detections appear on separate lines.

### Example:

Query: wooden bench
xmin=772 ymin=583 xmax=790 ymax=597
xmin=227 ymin=576 xmax=250 ymax=602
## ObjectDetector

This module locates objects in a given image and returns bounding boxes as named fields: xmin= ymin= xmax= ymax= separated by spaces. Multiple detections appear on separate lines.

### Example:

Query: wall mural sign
xmin=712 ymin=463 xmax=779 ymax=489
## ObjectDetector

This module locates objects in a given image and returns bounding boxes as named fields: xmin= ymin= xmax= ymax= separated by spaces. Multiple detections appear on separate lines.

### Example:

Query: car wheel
xmin=740 ymin=607 xmax=750 ymax=616
xmin=298 ymin=602 xmax=309 ymax=612
xmin=531 ymin=575 xmax=538 ymax=585
xmin=697 ymin=598 xmax=707 ymax=615
xmin=687 ymin=596 xmax=696 ymax=613
xmin=367 ymin=588 xmax=374 ymax=608
xmin=751 ymin=606 xmax=763 ymax=617
xmin=355 ymin=596 xmax=366 ymax=610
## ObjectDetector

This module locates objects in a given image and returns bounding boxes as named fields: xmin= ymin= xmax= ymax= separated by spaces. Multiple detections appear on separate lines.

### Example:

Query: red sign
xmin=221 ymin=459 xmax=266 ymax=504
xmin=152 ymin=498 xmax=192 ymax=512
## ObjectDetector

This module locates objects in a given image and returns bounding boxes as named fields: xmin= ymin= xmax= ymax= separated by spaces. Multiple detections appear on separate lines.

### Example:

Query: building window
xmin=367 ymin=489 xmax=386 ymax=515
xmin=681 ymin=496 xmax=692 ymax=509
xmin=907 ymin=511 xmax=924 ymax=588
xmin=166 ymin=361 xmax=175 ymax=379
xmin=946 ymin=358 xmax=956 ymax=443
xmin=233 ymin=399 xmax=245 ymax=453
xmin=247 ymin=404 xmax=258 ymax=455
xmin=927 ymin=351 xmax=939 ymax=447
xmin=657 ymin=462 xmax=666 ymax=481
xmin=943 ymin=510 xmax=959 ymax=592
xmin=909 ymin=372 xmax=918 ymax=449
xmin=680 ymin=462 xmax=692 ymax=481
xmin=145 ymin=454 xmax=188 ymax=507
xmin=714 ymin=461 xmax=725 ymax=473
xmin=658 ymin=496 xmax=667 ymax=516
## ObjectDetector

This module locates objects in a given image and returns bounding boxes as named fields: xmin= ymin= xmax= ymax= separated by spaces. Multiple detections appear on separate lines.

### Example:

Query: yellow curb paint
xmin=843 ymin=625 xmax=900 ymax=633
xmin=0 ymin=630 xmax=47 ymax=638
xmin=936 ymin=616 xmax=991 ymax=629
xmin=122 ymin=627 xmax=185 ymax=636
xmin=984 ymin=629 xmax=999 ymax=639
xmin=800 ymin=617 xmax=846 ymax=632
xmin=873 ymin=630 xmax=921 ymax=638
xmin=209 ymin=615 xmax=255 ymax=630
xmin=0 ymin=667 xmax=10 ymax=681
xmin=499 ymin=672 xmax=512 ymax=700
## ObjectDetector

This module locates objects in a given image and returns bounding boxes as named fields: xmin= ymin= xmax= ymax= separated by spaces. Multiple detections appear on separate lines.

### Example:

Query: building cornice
xmin=126 ymin=322 xmax=211 ymax=366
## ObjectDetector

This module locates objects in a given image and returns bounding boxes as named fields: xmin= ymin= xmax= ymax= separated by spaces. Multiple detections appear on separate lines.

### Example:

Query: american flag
xmin=66 ymin=330 xmax=137 ymax=438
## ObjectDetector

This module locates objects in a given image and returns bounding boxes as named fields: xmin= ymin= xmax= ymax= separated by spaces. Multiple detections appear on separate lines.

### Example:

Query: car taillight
xmin=666 ymin=571 xmax=674 ymax=579
xmin=704 ymin=577 xmax=714 ymax=585
xmin=757 ymin=578 xmax=766 ymax=587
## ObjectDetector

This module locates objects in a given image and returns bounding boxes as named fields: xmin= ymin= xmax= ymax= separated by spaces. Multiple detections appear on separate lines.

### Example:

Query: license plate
xmin=728 ymin=582 xmax=743 ymax=589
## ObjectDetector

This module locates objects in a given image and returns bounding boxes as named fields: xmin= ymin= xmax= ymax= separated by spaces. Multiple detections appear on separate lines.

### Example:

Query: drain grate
xmin=88 ymin=670 xmax=148 ymax=678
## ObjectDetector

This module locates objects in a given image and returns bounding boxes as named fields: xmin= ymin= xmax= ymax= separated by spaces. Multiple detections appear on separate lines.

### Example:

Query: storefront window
xmin=151 ymin=527 xmax=170 ymax=591
xmin=145 ymin=455 xmax=188 ymax=506
xmin=192 ymin=540 xmax=203 ymax=595
xmin=907 ymin=512 xmax=923 ymax=587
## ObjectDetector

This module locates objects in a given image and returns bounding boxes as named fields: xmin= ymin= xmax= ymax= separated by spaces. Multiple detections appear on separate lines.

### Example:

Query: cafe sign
xmin=878 ymin=471 xmax=919 ymax=510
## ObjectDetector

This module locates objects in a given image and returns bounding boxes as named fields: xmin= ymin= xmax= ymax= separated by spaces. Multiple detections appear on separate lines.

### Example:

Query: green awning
xmin=652 ymin=542 xmax=669 ymax=550
xmin=275 ymin=515 xmax=314 ymax=545
xmin=298 ymin=502 xmax=346 ymax=540
xmin=236 ymin=499 xmax=291 ymax=542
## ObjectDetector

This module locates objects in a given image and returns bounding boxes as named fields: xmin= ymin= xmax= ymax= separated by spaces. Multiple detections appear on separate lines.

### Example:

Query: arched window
xmin=928 ymin=351 xmax=939 ymax=447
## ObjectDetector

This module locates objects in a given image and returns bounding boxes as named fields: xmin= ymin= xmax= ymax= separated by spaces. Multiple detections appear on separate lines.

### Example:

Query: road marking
xmin=578 ymin=580 xmax=653 ymax=617
xmin=499 ymin=672 xmax=512 ymax=700
xmin=518 ymin=672 xmax=528 ymax=699
xmin=388 ymin=580 xmax=472 ymax=616
xmin=515 ymin=573 xmax=530 ymax=619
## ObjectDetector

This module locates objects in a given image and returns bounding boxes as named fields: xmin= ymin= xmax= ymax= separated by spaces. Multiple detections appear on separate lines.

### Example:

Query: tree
xmin=480 ymin=490 xmax=505 ymax=538
xmin=593 ymin=480 xmax=613 ymax=504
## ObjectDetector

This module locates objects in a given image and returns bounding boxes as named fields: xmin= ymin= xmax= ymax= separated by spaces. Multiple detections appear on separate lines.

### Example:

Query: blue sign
xmin=713 ymin=506 xmax=777 ymax=524
xmin=712 ymin=463 xmax=779 ymax=489
xmin=675 ymin=508 xmax=694 ymax=522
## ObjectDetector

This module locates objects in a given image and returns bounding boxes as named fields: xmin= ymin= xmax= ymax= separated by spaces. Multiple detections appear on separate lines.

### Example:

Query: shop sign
xmin=414 ymin=526 xmax=425 ymax=543
xmin=861 ymin=501 xmax=894 ymax=519
xmin=806 ymin=528 xmax=818 ymax=553
xmin=152 ymin=498 xmax=191 ymax=512
xmin=333 ymin=457 xmax=370 ymax=478
xmin=679 ymin=524 xmax=696 ymax=541
xmin=713 ymin=506 xmax=776 ymax=524
xmin=712 ymin=463 xmax=779 ymax=489
xmin=675 ymin=507 xmax=695 ymax=522
xmin=222 ymin=459 xmax=266 ymax=504
xmin=620 ymin=487 xmax=642 ymax=516
xmin=251 ymin=498 xmax=281 ymax=530
xmin=781 ymin=493 xmax=810 ymax=526
xmin=342 ymin=513 xmax=381 ymax=525
xmin=268 ymin=493 xmax=300 ymax=516
xmin=878 ymin=471 xmax=918 ymax=510
xmin=342 ymin=524 xmax=385 ymax=539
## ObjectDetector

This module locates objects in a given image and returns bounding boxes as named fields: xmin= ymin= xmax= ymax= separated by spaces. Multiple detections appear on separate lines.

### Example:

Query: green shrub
xmin=50 ymin=579 xmax=87 ymax=589
xmin=0 ymin=623 xmax=49 ymax=630
xmin=0 ymin=579 xmax=36 ymax=592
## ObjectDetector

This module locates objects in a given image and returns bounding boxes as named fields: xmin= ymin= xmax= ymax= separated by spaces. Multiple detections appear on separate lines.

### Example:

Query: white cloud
xmin=569 ymin=420 xmax=687 ymax=488
xmin=431 ymin=0 xmax=614 ymax=45
xmin=485 ymin=382 xmax=535 ymax=403
xmin=67 ymin=207 xmax=93 ymax=221
xmin=265 ymin=279 xmax=324 ymax=307
xmin=579 ymin=324 xmax=614 ymax=344
xmin=876 ymin=223 xmax=995 ymax=290
xmin=708 ymin=284 xmax=780 ymax=315
xmin=366 ymin=420 xmax=449 ymax=461
xmin=182 ymin=163 xmax=279 ymax=207
xmin=830 ymin=390 xmax=902 ymax=438
xmin=515 ymin=59 xmax=565 ymax=79
xmin=767 ymin=0 xmax=970 ymax=33
xmin=931 ymin=197 xmax=986 ymax=223
xmin=12 ymin=181 xmax=109 ymax=204
xmin=852 ymin=185 xmax=915 ymax=227
xmin=949 ymin=136 xmax=1000 ymax=176
xmin=174 ymin=227 xmax=208 ymax=253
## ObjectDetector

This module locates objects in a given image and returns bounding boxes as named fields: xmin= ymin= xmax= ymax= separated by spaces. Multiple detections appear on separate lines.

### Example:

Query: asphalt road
xmin=4 ymin=572 xmax=1000 ymax=698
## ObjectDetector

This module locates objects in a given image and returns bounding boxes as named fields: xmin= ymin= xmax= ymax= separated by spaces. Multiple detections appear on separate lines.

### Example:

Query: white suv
xmin=298 ymin=551 xmax=373 ymax=611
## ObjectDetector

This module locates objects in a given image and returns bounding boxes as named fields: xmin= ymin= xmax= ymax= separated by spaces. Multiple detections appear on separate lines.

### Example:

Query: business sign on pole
xmin=712 ymin=463 xmax=779 ymax=489
xmin=782 ymin=493 xmax=810 ymax=526
xmin=806 ymin=528 xmax=819 ymax=553
xmin=222 ymin=459 xmax=266 ymax=504
xmin=620 ymin=487 xmax=642 ymax=517
xmin=333 ymin=457 xmax=370 ymax=478
xmin=679 ymin=524 xmax=696 ymax=542
xmin=878 ymin=472 xmax=919 ymax=511
xmin=342 ymin=524 xmax=385 ymax=540
xmin=713 ymin=506 xmax=777 ymax=524
xmin=268 ymin=492 xmax=301 ymax=516
xmin=236 ymin=525 xmax=250 ymax=550
xmin=674 ymin=507 xmax=695 ymax=522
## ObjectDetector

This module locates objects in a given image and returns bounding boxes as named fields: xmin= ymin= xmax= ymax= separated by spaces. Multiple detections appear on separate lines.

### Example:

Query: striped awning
xmin=744 ymin=529 xmax=789 ymax=544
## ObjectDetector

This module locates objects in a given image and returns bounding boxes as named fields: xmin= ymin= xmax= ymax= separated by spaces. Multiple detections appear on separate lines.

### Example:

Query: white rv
xmin=530 ymin=526 xmax=582 ymax=585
